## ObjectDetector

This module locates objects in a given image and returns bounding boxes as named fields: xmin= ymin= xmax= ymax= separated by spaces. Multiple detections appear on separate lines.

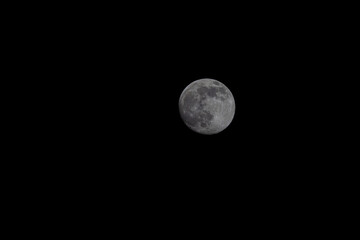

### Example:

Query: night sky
xmin=74 ymin=9 xmax=328 ymax=167
xmin=51 ymin=3 xmax=342 ymax=229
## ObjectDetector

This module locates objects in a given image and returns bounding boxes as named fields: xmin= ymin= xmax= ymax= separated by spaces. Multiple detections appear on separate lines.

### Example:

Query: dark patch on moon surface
xmin=198 ymin=110 xmax=213 ymax=128
xmin=197 ymin=86 xmax=209 ymax=96
xmin=181 ymin=90 xmax=214 ymax=129
xmin=183 ymin=110 xmax=213 ymax=128
xmin=203 ymin=111 xmax=213 ymax=121
xmin=183 ymin=113 xmax=198 ymax=127
xmin=217 ymin=87 xmax=227 ymax=95
xmin=207 ymin=87 xmax=219 ymax=98
xmin=199 ymin=95 xmax=206 ymax=109
xmin=217 ymin=87 xmax=229 ymax=101
xmin=197 ymin=85 xmax=227 ymax=99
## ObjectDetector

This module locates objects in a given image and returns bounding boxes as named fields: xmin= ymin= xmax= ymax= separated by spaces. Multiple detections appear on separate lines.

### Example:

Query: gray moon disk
xmin=179 ymin=78 xmax=235 ymax=135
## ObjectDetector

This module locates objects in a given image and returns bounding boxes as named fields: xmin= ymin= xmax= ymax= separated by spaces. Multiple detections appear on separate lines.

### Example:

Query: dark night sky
xmin=3 ymin=2 xmax=352 ymax=235
xmin=63 ymin=10 xmax=332 ymax=193
xmin=48 ymin=3 xmax=344 ymax=226
xmin=72 ymin=8 xmax=330 ymax=158
xmin=60 ymin=6 xmax=336 ymax=168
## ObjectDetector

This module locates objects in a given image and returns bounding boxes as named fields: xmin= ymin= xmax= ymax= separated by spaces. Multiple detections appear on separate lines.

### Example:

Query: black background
xmin=65 ymin=6 xmax=333 ymax=170
xmin=36 ymin=2 xmax=346 ymax=230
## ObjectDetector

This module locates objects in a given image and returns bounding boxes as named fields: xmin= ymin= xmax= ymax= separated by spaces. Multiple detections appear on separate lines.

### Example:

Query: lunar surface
xmin=179 ymin=78 xmax=235 ymax=135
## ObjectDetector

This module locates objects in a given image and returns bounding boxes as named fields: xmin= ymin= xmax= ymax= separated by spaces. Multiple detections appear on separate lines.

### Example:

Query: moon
xmin=179 ymin=78 xmax=235 ymax=135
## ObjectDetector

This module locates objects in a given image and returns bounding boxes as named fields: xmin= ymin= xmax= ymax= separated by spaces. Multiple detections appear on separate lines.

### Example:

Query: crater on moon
xmin=179 ymin=78 xmax=235 ymax=135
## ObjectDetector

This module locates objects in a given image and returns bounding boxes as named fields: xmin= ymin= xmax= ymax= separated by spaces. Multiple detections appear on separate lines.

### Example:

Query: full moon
xmin=179 ymin=78 xmax=235 ymax=135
